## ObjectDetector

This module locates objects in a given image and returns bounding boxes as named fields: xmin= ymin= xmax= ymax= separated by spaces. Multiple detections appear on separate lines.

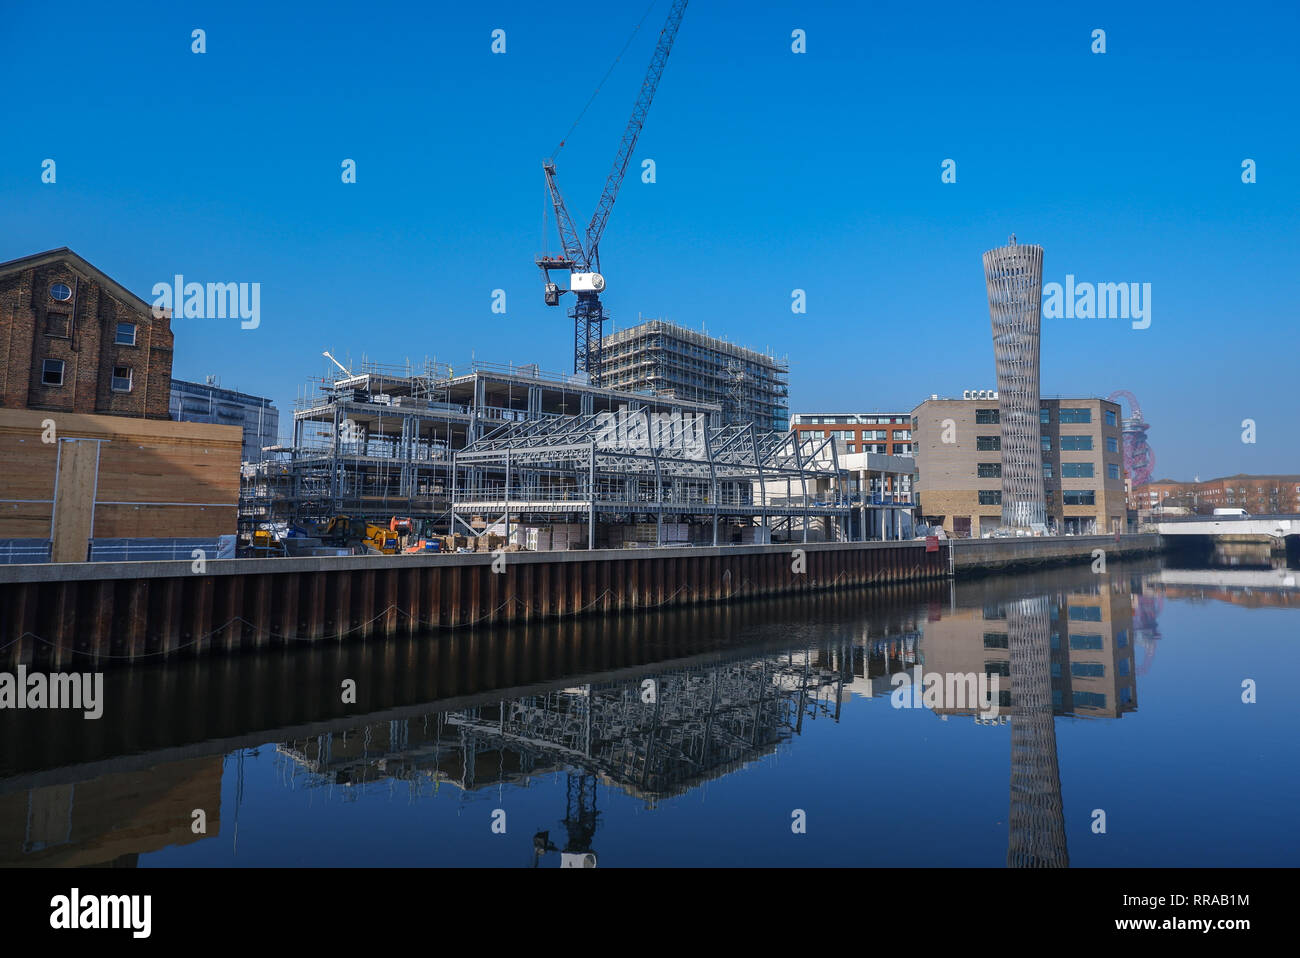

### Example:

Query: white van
xmin=1212 ymin=508 xmax=1249 ymax=517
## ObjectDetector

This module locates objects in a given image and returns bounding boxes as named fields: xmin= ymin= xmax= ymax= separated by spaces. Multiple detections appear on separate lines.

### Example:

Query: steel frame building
xmin=451 ymin=407 xmax=851 ymax=547
xmin=983 ymin=236 xmax=1047 ymax=530
xmin=239 ymin=359 xmax=720 ymax=533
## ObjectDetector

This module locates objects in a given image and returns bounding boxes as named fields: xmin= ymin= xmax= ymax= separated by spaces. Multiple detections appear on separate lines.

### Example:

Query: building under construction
xmin=451 ymin=407 xmax=849 ymax=547
xmin=240 ymin=359 xmax=722 ymax=535
xmin=598 ymin=319 xmax=790 ymax=431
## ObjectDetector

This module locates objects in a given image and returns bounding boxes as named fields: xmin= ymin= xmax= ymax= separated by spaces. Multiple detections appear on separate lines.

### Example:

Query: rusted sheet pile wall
xmin=0 ymin=541 xmax=947 ymax=670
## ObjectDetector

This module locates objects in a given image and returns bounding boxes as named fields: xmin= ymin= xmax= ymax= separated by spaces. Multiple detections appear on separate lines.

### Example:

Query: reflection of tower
xmin=984 ymin=235 xmax=1047 ymax=529
xmin=1006 ymin=596 xmax=1069 ymax=867
xmin=1133 ymin=591 xmax=1164 ymax=677
xmin=1106 ymin=390 xmax=1154 ymax=489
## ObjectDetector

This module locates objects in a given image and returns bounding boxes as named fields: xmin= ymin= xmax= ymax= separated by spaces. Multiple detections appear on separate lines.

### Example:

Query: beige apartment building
xmin=913 ymin=393 xmax=1126 ymax=537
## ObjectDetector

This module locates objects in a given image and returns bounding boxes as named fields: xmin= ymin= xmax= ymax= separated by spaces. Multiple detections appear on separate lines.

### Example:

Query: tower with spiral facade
xmin=984 ymin=235 xmax=1047 ymax=529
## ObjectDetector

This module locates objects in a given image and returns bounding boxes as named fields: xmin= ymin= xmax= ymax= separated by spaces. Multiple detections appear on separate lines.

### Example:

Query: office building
xmin=913 ymin=393 xmax=1126 ymax=536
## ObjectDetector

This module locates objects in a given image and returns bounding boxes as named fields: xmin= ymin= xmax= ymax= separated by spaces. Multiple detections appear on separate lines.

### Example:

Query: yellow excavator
xmin=317 ymin=515 xmax=401 ymax=554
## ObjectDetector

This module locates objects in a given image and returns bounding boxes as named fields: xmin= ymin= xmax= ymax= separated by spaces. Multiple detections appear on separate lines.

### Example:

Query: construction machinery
xmin=536 ymin=0 xmax=689 ymax=386
xmin=317 ymin=515 xmax=401 ymax=554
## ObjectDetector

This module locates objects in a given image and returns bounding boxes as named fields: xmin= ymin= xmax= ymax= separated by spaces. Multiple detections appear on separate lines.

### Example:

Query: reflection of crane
xmin=536 ymin=0 xmax=690 ymax=386
xmin=1106 ymin=390 xmax=1155 ymax=488
xmin=532 ymin=772 xmax=599 ymax=868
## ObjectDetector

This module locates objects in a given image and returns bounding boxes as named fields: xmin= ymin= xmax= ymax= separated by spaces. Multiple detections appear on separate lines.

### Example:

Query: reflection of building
xmin=923 ymin=584 xmax=1138 ymax=720
xmin=275 ymin=645 xmax=856 ymax=807
xmin=0 ymin=758 xmax=221 ymax=867
xmin=1006 ymin=596 xmax=1068 ymax=867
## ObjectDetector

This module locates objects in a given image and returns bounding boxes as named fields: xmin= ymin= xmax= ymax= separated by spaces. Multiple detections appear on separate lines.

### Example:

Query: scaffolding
xmin=600 ymin=319 xmax=790 ymax=431
xmin=451 ymin=406 xmax=852 ymax=546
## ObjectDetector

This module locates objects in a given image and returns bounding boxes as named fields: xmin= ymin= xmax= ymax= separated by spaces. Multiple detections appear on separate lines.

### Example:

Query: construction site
xmin=238 ymin=0 xmax=842 ymax=555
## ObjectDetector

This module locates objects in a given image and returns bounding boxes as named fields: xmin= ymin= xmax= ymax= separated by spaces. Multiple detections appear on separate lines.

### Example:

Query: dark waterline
xmin=2 ymin=557 xmax=1296 ymax=867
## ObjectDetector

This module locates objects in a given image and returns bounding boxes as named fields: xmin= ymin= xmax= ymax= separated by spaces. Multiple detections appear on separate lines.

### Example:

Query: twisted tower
xmin=984 ymin=235 xmax=1046 ymax=529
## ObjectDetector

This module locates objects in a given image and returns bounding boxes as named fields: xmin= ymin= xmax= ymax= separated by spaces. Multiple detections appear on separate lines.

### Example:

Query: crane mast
xmin=536 ymin=0 xmax=689 ymax=386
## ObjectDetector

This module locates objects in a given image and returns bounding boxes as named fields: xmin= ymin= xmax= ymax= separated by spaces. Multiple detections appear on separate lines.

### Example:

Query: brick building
xmin=913 ymin=393 xmax=1126 ymax=536
xmin=1135 ymin=474 xmax=1300 ymax=515
xmin=0 ymin=248 xmax=173 ymax=419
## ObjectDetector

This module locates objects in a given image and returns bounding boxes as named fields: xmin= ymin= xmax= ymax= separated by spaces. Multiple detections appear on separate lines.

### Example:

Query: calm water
xmin=2 ymin=557 xmax=1297 ymax=867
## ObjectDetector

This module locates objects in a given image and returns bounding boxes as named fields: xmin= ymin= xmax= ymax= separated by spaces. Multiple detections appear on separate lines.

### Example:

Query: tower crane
xmin=536 ymin=0 xmax=689 ymax=387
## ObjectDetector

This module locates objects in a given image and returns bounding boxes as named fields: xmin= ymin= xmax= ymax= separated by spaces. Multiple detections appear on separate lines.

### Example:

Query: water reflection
xmin=2 ymin=558 xmax=1296 ymax=868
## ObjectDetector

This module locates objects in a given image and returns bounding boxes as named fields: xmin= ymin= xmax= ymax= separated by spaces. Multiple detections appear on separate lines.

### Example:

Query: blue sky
xmin=2 ymin=0 xmax=1297 ymax=479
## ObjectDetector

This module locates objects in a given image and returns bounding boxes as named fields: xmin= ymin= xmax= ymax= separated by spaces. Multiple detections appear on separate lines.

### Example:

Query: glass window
xmin=1116 ymin=629 xmax=1128 ymax=648
xmin=1060 ymin=408 xmax=1092 ymax=423
xmin=978 ymin=490 xmax=1002 ymax=505
xmin=1106 ymin=436 xmax=1119 ymax=453
xmin=976 ymin=435 xmax=1001 ymax=451
xmin=1043 ymin=462 xmax=1053 ymax=478
xmin=1062 ymin=462 xmax=1094 ymax=478
xmin=1120 ymin=687 xmax=1132 ymax=704
xmin=1063 ymin=490 xmax=1096 ymax=506
xmin=1073 ymin=691 xmax=1107 ymax=708
xmin=115 ymin=323 xmax=137 ymax=345
xmin=1107 ymin=463 xmax=1121 ymax=480
xmin=1069 ymin=633 xmax=1104 ymax=650
xmin=977 ymin=462 xmax=1002 ymax=478
xmin=1041 ymin=435 xmax=1051 ymax=452
xmin=1051 ymin=662 xmax=1061 ymax=677
xmin=1117 ymin=658 xmax=1131 ymax=676
xmin=42 ymin=359 xmax=65 ymax=386
xmin=1060 ymin=435 xmax=1093 ymax=451
xmin=983 ymin=632 xmax=1009 ymax=649
xmin=1072 ymin=662 xmax=1105 ymax=678
xmin=111 ymin=366 xmax=133 ymax=392
xmin=975 ymin=408 xmax=999 ymax=424
xmin=1040 ymin=407 xmax=1051 ymax=424
xmin=1105 ymin=409 xmax=1117 ymax=427
xmin=1069 ymin=605 xmax=1103 ymax=621
xmin=50 ymin=282 xmax=73 ymax=301
xmin=985 ymin=661 xmax=1011 ymax=677
xmin=1052 ymin=689 xmax=1062 ymax=707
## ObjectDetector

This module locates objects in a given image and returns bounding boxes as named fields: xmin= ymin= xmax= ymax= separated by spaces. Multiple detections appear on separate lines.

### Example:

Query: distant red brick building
xmin=1134 ymin=474 xmax=1300 ymax=515
xmin=0 ymin=248 xmax=173 ymax=419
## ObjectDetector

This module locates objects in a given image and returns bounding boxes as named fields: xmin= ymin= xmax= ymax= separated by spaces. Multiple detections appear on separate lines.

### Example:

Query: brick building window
xmin=111 ymin=365 xmax=133 ymax=392
xmin=41 ymin=359 xmax=65 ymax=386
xmin=975 ymin=408 xmax=1000 ymax=424
xmin=44 ymin=313 xmax=70 ymax=337
xmin=977 ymin=462 xmax=1002 ymax=478
xmin=49 ymin=283 xmax=72 ymax=301
xmin=115 ymin=322 xmax=137 ymax=346
xmin=978 ymin=490 xmax=1002 ymax=505
xmin=976 ymin=435 xmax=1001 ymax=451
